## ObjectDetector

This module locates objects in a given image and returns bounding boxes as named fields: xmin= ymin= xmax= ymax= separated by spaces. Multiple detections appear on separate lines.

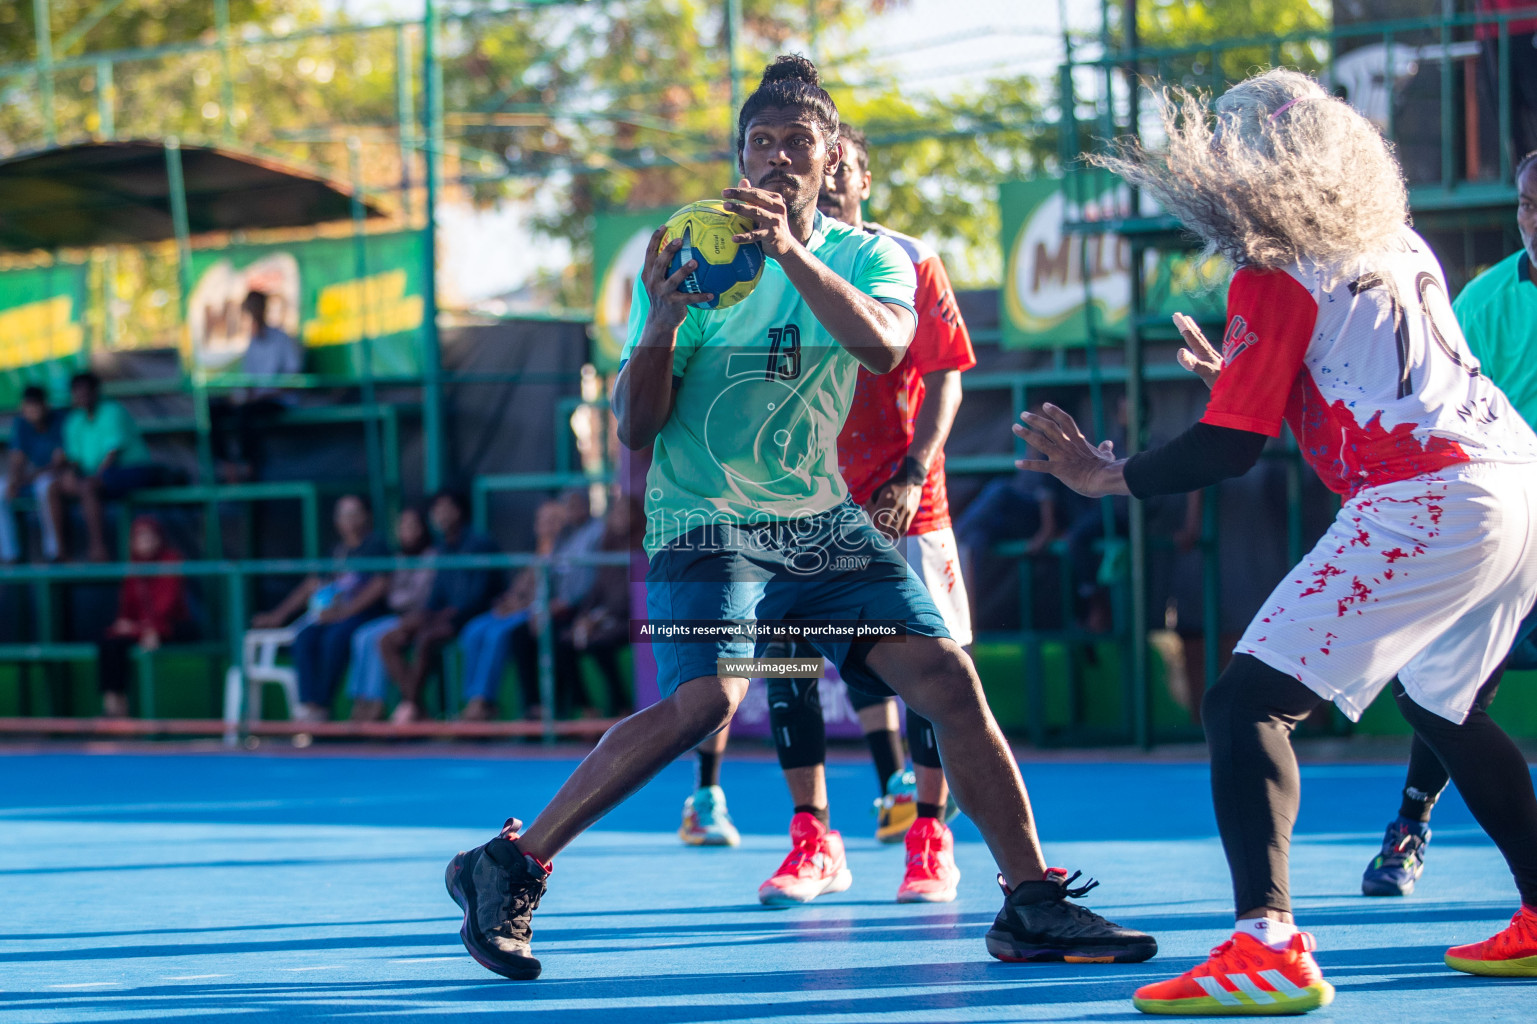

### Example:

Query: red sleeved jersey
xmin=1202 ymin=230 xmax=1537 ymax=498
xmin=837 ymin=224 xmax=976 ymax=534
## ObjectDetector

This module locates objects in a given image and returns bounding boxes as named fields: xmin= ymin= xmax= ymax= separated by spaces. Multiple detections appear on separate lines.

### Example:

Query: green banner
xmin=591 ymin=208 xmax=673 ymax=374
xmin=186 ymin=230 xmax=427 ymax=378
xmin=0 ymin=263 xmax=89 ymax=408
xmin=1000 ymin=177 xmax=1227 ymax=349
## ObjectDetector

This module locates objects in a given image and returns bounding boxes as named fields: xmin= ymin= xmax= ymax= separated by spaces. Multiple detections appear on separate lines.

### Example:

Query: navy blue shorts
xmin=645 ymin=500 xmax=950 ymax=700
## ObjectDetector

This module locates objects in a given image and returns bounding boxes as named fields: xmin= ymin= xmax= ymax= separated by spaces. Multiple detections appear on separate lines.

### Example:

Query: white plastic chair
xmin=221 ymin=616 xmax=311 ymax=744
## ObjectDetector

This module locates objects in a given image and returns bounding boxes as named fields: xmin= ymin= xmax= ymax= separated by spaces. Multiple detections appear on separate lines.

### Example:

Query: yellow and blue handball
xmin=661 ymin=200 xmax=764 ymax=310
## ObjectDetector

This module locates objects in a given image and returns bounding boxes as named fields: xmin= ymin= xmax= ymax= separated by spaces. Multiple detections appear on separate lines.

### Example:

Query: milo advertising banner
xmin=187 ymin=230 xmax=427 ymax=378
xmin=591 ymin=208 xmax=674 ymax=374
xmin=1000 ymin=177 xmax=1227 ymax=349
xmin=0 ymin=263 xmax=88 ymax=408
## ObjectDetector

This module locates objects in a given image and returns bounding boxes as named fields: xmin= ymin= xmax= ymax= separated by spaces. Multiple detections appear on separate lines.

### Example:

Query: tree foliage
xmin=1117 ymin=0 xmax=1330 ymax=89
xmin=1 ymin=0 xmax=1338 ymax=305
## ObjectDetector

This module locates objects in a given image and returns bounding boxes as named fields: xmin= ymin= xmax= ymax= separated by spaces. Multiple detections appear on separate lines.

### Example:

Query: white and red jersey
xmin=838 ymin=224 xmax=976 ymax=534
xmin=1202 ymin=227 xmax=1537 ymax=498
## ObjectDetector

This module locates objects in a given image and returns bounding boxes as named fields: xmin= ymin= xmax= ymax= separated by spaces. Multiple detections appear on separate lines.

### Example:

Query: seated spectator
xmin=97 ymin=516 xmax=190 ymax=718
xmin=557 ymin=494 xmax=638 ymax=717
xmin=0 ymin=386 xmax=65 ymax=563
xmin=955 ymin=471 xmax=1064 ymax=561
xmin=510 ymin=489 xmax=607 ymax=719
xmin=346 ymin=505 xmax=435 ymax=722
xmin=249 ymin=494 xmax=389 ymax=721
xmin=211 ymin=290 xmax=302 ymax=483
xmin=380 ymin=489 xmax=502 ymax=724
xmin=56 ymin=372 xmax=168 ymax=562
xmin=454 ymin=498 xmax=566 ymax=722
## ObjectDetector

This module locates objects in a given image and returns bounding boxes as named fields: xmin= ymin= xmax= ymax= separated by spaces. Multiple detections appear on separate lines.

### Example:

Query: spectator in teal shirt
xmin=56 ymin=372 xmax=167 ymax=561
xmin=1452 ymin=153 xmax=1537 ymax=424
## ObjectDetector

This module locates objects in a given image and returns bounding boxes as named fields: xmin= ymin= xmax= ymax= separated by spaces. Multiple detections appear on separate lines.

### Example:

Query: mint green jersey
xmin=622 ymin=211 xmax=917 ymax=556
xmin=1453 ymin=249 xmax=1537 ymax=427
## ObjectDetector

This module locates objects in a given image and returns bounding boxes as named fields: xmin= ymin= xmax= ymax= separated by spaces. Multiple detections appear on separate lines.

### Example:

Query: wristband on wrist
xmin=893 ymin=456 xmax=928 ymax=487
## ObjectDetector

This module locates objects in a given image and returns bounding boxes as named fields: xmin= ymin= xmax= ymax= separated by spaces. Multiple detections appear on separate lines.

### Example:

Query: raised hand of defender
xmin=643 ymin=226 xmax=711 ymax=331
xmin=722 ymin=178 xmax=797 ymax=258
xmin=1013 ymin=404 xmax=1125 ymax=499
xmin=1174 ymin=312 xmax=1222 ymax=390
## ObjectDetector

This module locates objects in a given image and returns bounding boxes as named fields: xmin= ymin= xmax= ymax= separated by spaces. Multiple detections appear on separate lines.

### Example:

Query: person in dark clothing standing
xmin=98 ymin=516 xmax=190 ymax=717
xmin=381 ymin=489 xmax=502 ymax=724
xmin=1477 ymin=0 xmax=1537 ymax=171
xmin=211 ymin=290 xmax=303 ymax=482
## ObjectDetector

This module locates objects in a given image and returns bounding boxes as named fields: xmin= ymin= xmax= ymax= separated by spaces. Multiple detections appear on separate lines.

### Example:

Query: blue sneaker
xmin=679 ymin=785 xmax=740 ymax=847
xmin=875 ymin=769 xmax=917 ymax=844
xmin=1362 ymin=817 xmax=1430 ymax=896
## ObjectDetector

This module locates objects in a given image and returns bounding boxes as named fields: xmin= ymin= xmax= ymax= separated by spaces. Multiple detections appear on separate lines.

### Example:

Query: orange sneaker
xmin=1133 ymin=931 xmax=1334 ymax=1016
xmin=1445 ymin=905 xmax=1537 ymax=977
xmin=757 ymin=812 xmax=852 ymax=905
xmin=896 ymin=817 xmax=960 ymax=903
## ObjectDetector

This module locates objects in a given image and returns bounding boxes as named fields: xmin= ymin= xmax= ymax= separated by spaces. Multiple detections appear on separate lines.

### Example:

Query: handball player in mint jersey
xmin=1017 ymin=69 xmax=1537 ymax=1015
xmin=443 ymin=54 xmax=1157 ymax=982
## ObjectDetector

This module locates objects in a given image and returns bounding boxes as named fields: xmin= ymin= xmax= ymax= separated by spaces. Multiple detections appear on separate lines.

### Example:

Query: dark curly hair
xmin=736 ymin=54 xmax=840 ymax=167
xmin=838 ymin=123 xmax=869 ymax=175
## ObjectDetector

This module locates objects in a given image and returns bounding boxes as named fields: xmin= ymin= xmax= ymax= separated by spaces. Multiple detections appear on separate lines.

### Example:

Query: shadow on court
xmin=1 ymin=750 xmax=1532 ymax=1023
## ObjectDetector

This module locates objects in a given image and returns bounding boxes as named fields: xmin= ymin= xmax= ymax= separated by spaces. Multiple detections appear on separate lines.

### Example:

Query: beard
xmin=757 ymin=169 xmax=818 ymax=218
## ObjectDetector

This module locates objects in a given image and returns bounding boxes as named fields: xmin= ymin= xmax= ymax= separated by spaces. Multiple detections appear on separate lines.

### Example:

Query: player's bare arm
xmin=1013 ymin=403 xmax=1129 ymax=499
xmin=867 ymin=368 xmax=961 ymax=538
xmin=724 ymin=176 xmax=914 ymax=373
xmin=613 ymin=229 xmax=711 ymax=451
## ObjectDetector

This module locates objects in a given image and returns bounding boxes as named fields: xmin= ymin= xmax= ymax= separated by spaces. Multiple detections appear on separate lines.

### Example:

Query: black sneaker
xmin=986 ymin=868 xmax=1157 ymax=964
xmin=445 ymin=818 xmax=549 ymax=980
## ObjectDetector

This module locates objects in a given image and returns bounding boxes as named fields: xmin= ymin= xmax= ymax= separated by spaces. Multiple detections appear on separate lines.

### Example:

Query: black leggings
xmin=765 ymin=676 xmax=942 ymax=772
xmin=1393 ymin=674 xmax=1537 ymax=907
xmin=1204 ymin=654 xmax=1537 ymax=913
xmin=1398 ymin=670 xmax=1504 ymax=818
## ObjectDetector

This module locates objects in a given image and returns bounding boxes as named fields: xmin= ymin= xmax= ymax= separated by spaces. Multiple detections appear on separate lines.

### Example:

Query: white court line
xmin=162 ymin=974 xmax=227 ymax=980
xmin=49 ymin=982 xmax=117 ymax=989
xmin=283 ymin=966 xmax=342 ymax=972
xmin=388 ymin=957 xmax=462 ymax=963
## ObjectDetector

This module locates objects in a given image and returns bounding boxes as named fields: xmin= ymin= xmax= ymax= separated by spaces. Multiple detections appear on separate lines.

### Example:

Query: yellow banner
xmin=302 ymin=270 xmax=424 ymax=348
xmin=0 ymin=297 xmax=84 ymax=372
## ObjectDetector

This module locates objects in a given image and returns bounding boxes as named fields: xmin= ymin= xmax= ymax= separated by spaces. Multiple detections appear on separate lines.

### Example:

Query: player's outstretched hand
xmin=722 ymin=179 xmax=797 ymax=258
xmin=643 ymin=226 xmax=712 ymax=330
xmin=1174 ymin=312 xmax=1222 ymax=390
xmin=1012 ymin=404 xmax=1127 ymax=498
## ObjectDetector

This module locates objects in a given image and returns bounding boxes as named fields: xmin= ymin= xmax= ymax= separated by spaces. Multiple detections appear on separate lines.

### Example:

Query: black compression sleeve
xmin=1122 ymin=421 xmax=1268 ymax=498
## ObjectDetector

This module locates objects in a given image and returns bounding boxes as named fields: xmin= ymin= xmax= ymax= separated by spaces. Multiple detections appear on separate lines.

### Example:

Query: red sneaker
xmin=1445 ymin=904 xmax=1537 ymax=976
xmin=896 ymin=817 xmax=960 ymax=903
xmin=757 ymin=812 xmax=853 ymax=905
xmin=1132 ymin=931 xmax=1334 ymax=1015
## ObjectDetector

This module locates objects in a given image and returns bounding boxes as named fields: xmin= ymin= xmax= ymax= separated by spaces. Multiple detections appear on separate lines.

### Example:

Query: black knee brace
xmin=767 ymin=676 xmax=827 ymax=770
xmin=906 ymin=706 xmax=942 ymax=769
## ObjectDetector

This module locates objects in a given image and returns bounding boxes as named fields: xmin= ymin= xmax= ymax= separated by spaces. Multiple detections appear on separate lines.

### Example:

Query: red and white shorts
xmin=1237 ymin=462 xmax=1537 ymax=724
xmin=900 ymin=526 xmax=973 ymax=648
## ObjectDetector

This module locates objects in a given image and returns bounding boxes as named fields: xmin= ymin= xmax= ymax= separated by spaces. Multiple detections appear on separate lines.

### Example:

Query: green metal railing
xmin=0 ymin=549 xmax=631 ymax=742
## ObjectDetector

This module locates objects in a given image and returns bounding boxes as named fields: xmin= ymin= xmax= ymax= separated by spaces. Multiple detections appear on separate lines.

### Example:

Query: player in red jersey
xmin=1020 ymin=70 xmax=1537 ymax=1013
xmin=686 ymin=125 xmax=979 ymax=907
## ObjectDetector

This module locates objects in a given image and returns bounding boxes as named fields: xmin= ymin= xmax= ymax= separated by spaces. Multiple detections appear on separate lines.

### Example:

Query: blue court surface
xmin=1 ymin=746 xmax=1533 ymax=1023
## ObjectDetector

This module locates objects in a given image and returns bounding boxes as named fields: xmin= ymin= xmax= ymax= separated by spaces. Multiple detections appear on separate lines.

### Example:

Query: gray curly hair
xmin=1092 ymin=68 xmax=1409 ymax=270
